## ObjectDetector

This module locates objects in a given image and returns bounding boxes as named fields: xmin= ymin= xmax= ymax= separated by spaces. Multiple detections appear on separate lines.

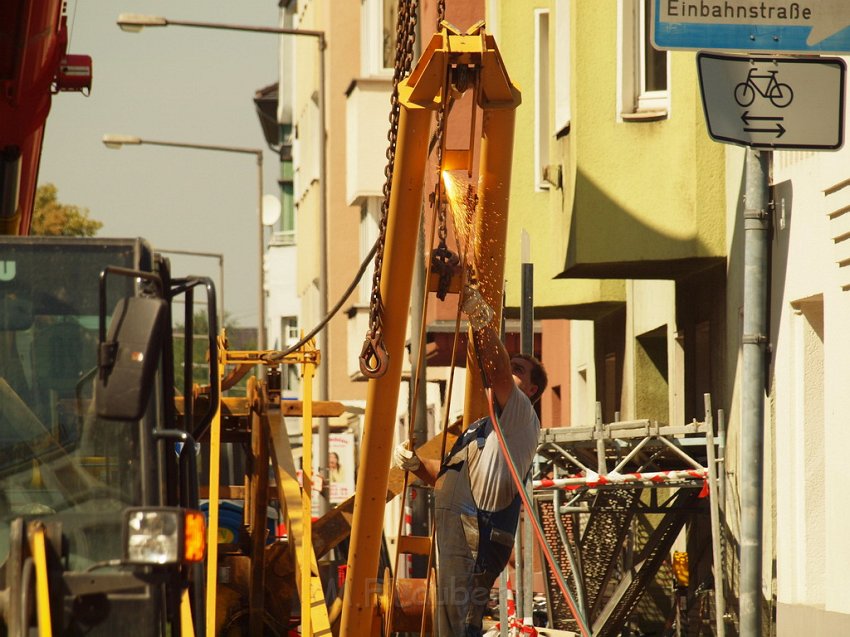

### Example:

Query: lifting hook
xmin=359 ymin=333 xmax=390 ymax=378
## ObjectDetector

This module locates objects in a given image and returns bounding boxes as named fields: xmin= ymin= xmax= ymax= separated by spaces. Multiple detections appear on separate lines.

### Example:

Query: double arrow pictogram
xmin=741 ymin=110 xmax=786 ymax=138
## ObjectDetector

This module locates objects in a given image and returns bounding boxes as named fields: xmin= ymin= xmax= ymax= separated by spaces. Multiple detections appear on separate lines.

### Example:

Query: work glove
xmin=462 ymin=283 xmax=494 ymax=331
xmin=393 ymin=441 xmax=421 ymax=472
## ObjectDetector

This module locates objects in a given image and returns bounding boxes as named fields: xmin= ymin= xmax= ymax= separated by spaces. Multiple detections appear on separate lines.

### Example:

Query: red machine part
xmin=0 ymin=0 xmax=90 ymax=235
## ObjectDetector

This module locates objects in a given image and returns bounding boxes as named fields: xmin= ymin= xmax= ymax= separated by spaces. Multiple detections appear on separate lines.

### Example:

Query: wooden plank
xmin=311 ymin=419 xmax=463 ymax=558
xmin=397 ymin=535 xmax=431 ymax=556
xmin=175 ymin=396 xmax=347 ymax=419
xmin=281 ymin=400 xmax=346 ymax=418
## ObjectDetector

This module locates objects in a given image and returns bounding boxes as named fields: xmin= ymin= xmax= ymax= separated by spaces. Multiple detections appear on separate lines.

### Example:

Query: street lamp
xmin=114 ymin=13 xmax=333 ymax=515
xmin=158 ymin=248 xmax=225 ymax=329
xmin=102 ymin=134 xmax=266 ymax=352
xmin=115 ymin=14 xmax=327 ymax=361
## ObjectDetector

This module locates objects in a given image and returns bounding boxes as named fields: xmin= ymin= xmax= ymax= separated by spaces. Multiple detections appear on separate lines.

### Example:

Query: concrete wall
xmin=767 ymin=148 xmax=850 ymax=634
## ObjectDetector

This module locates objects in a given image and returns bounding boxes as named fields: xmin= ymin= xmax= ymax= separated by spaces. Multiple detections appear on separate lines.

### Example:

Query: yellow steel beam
xmin=204 ymin=335 xmax=225 ymax=636
xmin=301 ymin=359 xmax=314 ymax=636
xmin=248 ymin=379 xmax=269 ymax=637
xmin=462 ymin=91 xmax=521 ymax=426
xmin=180 ymin=588 xmax=196 ymax=637
xmin=29 ymin=522 xmax=53 ymax=637
xmin=338 ymin=80 xmax=433 ymax=637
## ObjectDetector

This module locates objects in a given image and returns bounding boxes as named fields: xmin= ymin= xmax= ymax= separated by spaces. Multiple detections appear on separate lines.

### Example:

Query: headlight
xmin=126 ymin=509 xmax=179 ymax=564
xmin=124 ymin=508 xmax=206 ymax=565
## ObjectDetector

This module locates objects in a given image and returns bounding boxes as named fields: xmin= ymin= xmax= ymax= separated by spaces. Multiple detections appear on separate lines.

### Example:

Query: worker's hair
xmin=512 ymin=353 xmax=548 ymax=404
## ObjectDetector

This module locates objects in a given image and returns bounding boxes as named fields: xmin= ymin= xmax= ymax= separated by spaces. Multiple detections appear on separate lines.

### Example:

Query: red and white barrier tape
xmin=533 ymin=468 xmax=708 ymax=491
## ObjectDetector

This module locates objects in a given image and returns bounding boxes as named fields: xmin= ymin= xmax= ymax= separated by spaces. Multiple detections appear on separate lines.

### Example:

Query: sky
xmin=39 ymin=1 xmax=281 ymax=328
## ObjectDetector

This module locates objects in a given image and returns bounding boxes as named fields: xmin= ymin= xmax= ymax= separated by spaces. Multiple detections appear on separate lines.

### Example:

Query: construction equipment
xmin=0 ymin=0 xmax=91 ymax=236
xmin=0 ymin=6 xmax=531 ymax=636
xmin=340 ymin=18 xmax=522 ymax=637
xmin=0 ymin=236 xmax=212 ymax=635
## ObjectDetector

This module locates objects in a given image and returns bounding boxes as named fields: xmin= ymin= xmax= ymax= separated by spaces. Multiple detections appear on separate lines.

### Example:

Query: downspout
xmin=740 ymin=148 xmax=771 ymax=637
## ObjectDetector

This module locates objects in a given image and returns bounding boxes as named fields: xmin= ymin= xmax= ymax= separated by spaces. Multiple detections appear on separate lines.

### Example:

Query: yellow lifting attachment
xmin=339 ymin=22 xmax=520 ymax=637
xmin=200 ymin=339 xmax=329 ymax=637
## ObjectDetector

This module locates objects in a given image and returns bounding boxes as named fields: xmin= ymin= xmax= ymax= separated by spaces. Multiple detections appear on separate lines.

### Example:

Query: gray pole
xmin=409 ymin=211 xmax=429 ymax=576
xmin=740 ymin=148 xmax=770 ymax=637
xmin=520 ymin=259 xmax=534 ymax=623
xmin=704 ymin=394 xmax=726 ymax=637
xmin=317 ymin=35 xmax=330 ymax=515
xmin=257 ymin=152 xmax=265 ymax=355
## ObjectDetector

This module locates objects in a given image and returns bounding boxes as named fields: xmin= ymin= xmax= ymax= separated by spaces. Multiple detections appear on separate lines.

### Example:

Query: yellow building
xmin=490 ymin=0 xmax=729 ymax=633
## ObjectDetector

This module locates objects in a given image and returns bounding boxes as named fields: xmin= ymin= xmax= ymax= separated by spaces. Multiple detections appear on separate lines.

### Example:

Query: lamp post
xmin=115 ymin=13 xmax=332 ymax=509
xmin=158 ymin=248 xmax=225 ymax=328
xmin=102 ymin=134 xmax=265 ymax=351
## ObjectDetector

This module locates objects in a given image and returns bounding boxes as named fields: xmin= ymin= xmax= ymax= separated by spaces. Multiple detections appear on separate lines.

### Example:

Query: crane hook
xmin=359 ymin=333 xmax=390 ymax=378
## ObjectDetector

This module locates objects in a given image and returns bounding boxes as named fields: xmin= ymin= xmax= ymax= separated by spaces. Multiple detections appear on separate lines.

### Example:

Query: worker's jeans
xmin=436 ymin=497 xmax=520 ymax=635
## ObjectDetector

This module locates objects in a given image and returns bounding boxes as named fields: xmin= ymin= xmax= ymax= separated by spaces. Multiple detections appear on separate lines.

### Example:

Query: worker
xmin=394 ymin=283 xmax=547 ymax=636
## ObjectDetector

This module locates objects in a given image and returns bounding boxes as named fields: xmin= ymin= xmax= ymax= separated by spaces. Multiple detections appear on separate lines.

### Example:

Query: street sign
xmin=653 ymin=0 xmax=850 ymax=54
xmin=697 ymin=53 xmax=845 ymax=150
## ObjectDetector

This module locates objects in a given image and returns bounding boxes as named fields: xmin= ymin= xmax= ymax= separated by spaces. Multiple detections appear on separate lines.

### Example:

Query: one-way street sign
xmin=697 ymin=53 xmax=845 ymax=150
xmin=654 ymin=0 xmax=850 ymax=54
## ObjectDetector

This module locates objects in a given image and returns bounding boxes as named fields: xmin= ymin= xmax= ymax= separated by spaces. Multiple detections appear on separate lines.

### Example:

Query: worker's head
xmin=510 ymin=354 xmax=548 ymax=404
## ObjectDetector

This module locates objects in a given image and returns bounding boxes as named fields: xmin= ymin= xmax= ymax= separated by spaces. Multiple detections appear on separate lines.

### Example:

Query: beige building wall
xmin=292 ymin=0 xmax=365 ymax=402
xmin=747 ymin=146 xmax=850 ymax=635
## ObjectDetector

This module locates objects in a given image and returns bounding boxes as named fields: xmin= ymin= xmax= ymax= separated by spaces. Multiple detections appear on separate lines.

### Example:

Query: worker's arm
xmin=410 ymin=457 xmax=440 ymax=486
xmin=471 ymin=322 xmax=514 ymax=410
xmin=463 ymin=284 xmax=514 ymax=410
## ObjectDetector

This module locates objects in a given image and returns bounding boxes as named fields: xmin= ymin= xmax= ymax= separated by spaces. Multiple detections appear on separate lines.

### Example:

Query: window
xmin=534 ymin=9 xmax=550 ymax=190
xmin=361 ymin=0 xmax=398 ymax=77
xmin=281 ymin=316 xmax=300 ymax=391
xmin=282 ymin=316 xmax=300 ymax=347
xmin=554 ymin=0 xmax=571 ymax=136
xmin=619 ymin=0 xmax=670 ymax=117
xmin=359 ymin=199 xmax=380 ymax=304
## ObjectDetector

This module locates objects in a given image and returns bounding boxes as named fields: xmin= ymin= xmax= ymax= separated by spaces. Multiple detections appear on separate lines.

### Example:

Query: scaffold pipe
xmin=533 ymin=468 xmax=708 ymax=490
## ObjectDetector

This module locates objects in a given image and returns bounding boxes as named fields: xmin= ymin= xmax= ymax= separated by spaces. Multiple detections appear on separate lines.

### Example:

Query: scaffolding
xmin=530 ymin=396 xmax=726 ymax=637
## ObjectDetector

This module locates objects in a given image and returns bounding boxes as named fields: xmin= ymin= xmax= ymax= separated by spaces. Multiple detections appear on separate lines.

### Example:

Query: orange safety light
xmin=183 ymin=510 xmax=206 ymax=563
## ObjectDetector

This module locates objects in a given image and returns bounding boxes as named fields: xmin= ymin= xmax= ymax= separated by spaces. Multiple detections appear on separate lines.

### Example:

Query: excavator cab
xmin=0 ymin=236 xmax=213 ymax=636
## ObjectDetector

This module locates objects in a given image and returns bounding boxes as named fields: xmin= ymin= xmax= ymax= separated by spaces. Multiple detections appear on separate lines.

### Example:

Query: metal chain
xmin=360 ymin=0 xmax=418 ymax=378
xmin=427 ymin=0 xmax=456 ymax=301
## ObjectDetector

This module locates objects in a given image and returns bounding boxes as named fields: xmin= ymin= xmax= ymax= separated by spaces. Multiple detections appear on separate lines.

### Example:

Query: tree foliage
xmin=31 ymin=183 xmax=103 ymax=236
xmin=173 ymin=311 xmax=251 ymax=396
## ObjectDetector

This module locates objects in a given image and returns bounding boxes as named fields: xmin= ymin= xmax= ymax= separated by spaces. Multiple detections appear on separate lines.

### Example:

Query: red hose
xmin=485 ymin=388 xmax=592 ymax=637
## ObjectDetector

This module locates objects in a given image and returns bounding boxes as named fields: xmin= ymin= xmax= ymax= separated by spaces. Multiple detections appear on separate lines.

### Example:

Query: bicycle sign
xmin=697 ymin=52 xmax=845 ymax=150
xmin=733 ymin=68 xmax=793 ymax=108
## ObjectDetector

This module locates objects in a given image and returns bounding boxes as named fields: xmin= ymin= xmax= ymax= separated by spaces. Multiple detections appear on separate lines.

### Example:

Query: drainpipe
xmin=740 ymin=148 xmax=771 ymax=637
xmin=518 ymin=230 xmax=534 ymax=623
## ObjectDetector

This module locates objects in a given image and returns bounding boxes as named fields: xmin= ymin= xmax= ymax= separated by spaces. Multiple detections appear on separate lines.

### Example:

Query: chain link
xmin=360 ymin=0 xmax=419 ymax=378
xmin=429 ymin=0 xmax=454 ymax=294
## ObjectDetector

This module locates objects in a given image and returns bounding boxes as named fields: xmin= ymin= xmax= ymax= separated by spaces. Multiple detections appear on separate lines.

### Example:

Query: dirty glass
xmin=0 ymin=241 xmax=144 ymax=569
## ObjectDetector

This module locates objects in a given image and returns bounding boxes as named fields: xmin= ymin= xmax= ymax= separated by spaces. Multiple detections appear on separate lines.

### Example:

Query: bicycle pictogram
xmin=734 ymin=67 xmax=794 ymax=108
